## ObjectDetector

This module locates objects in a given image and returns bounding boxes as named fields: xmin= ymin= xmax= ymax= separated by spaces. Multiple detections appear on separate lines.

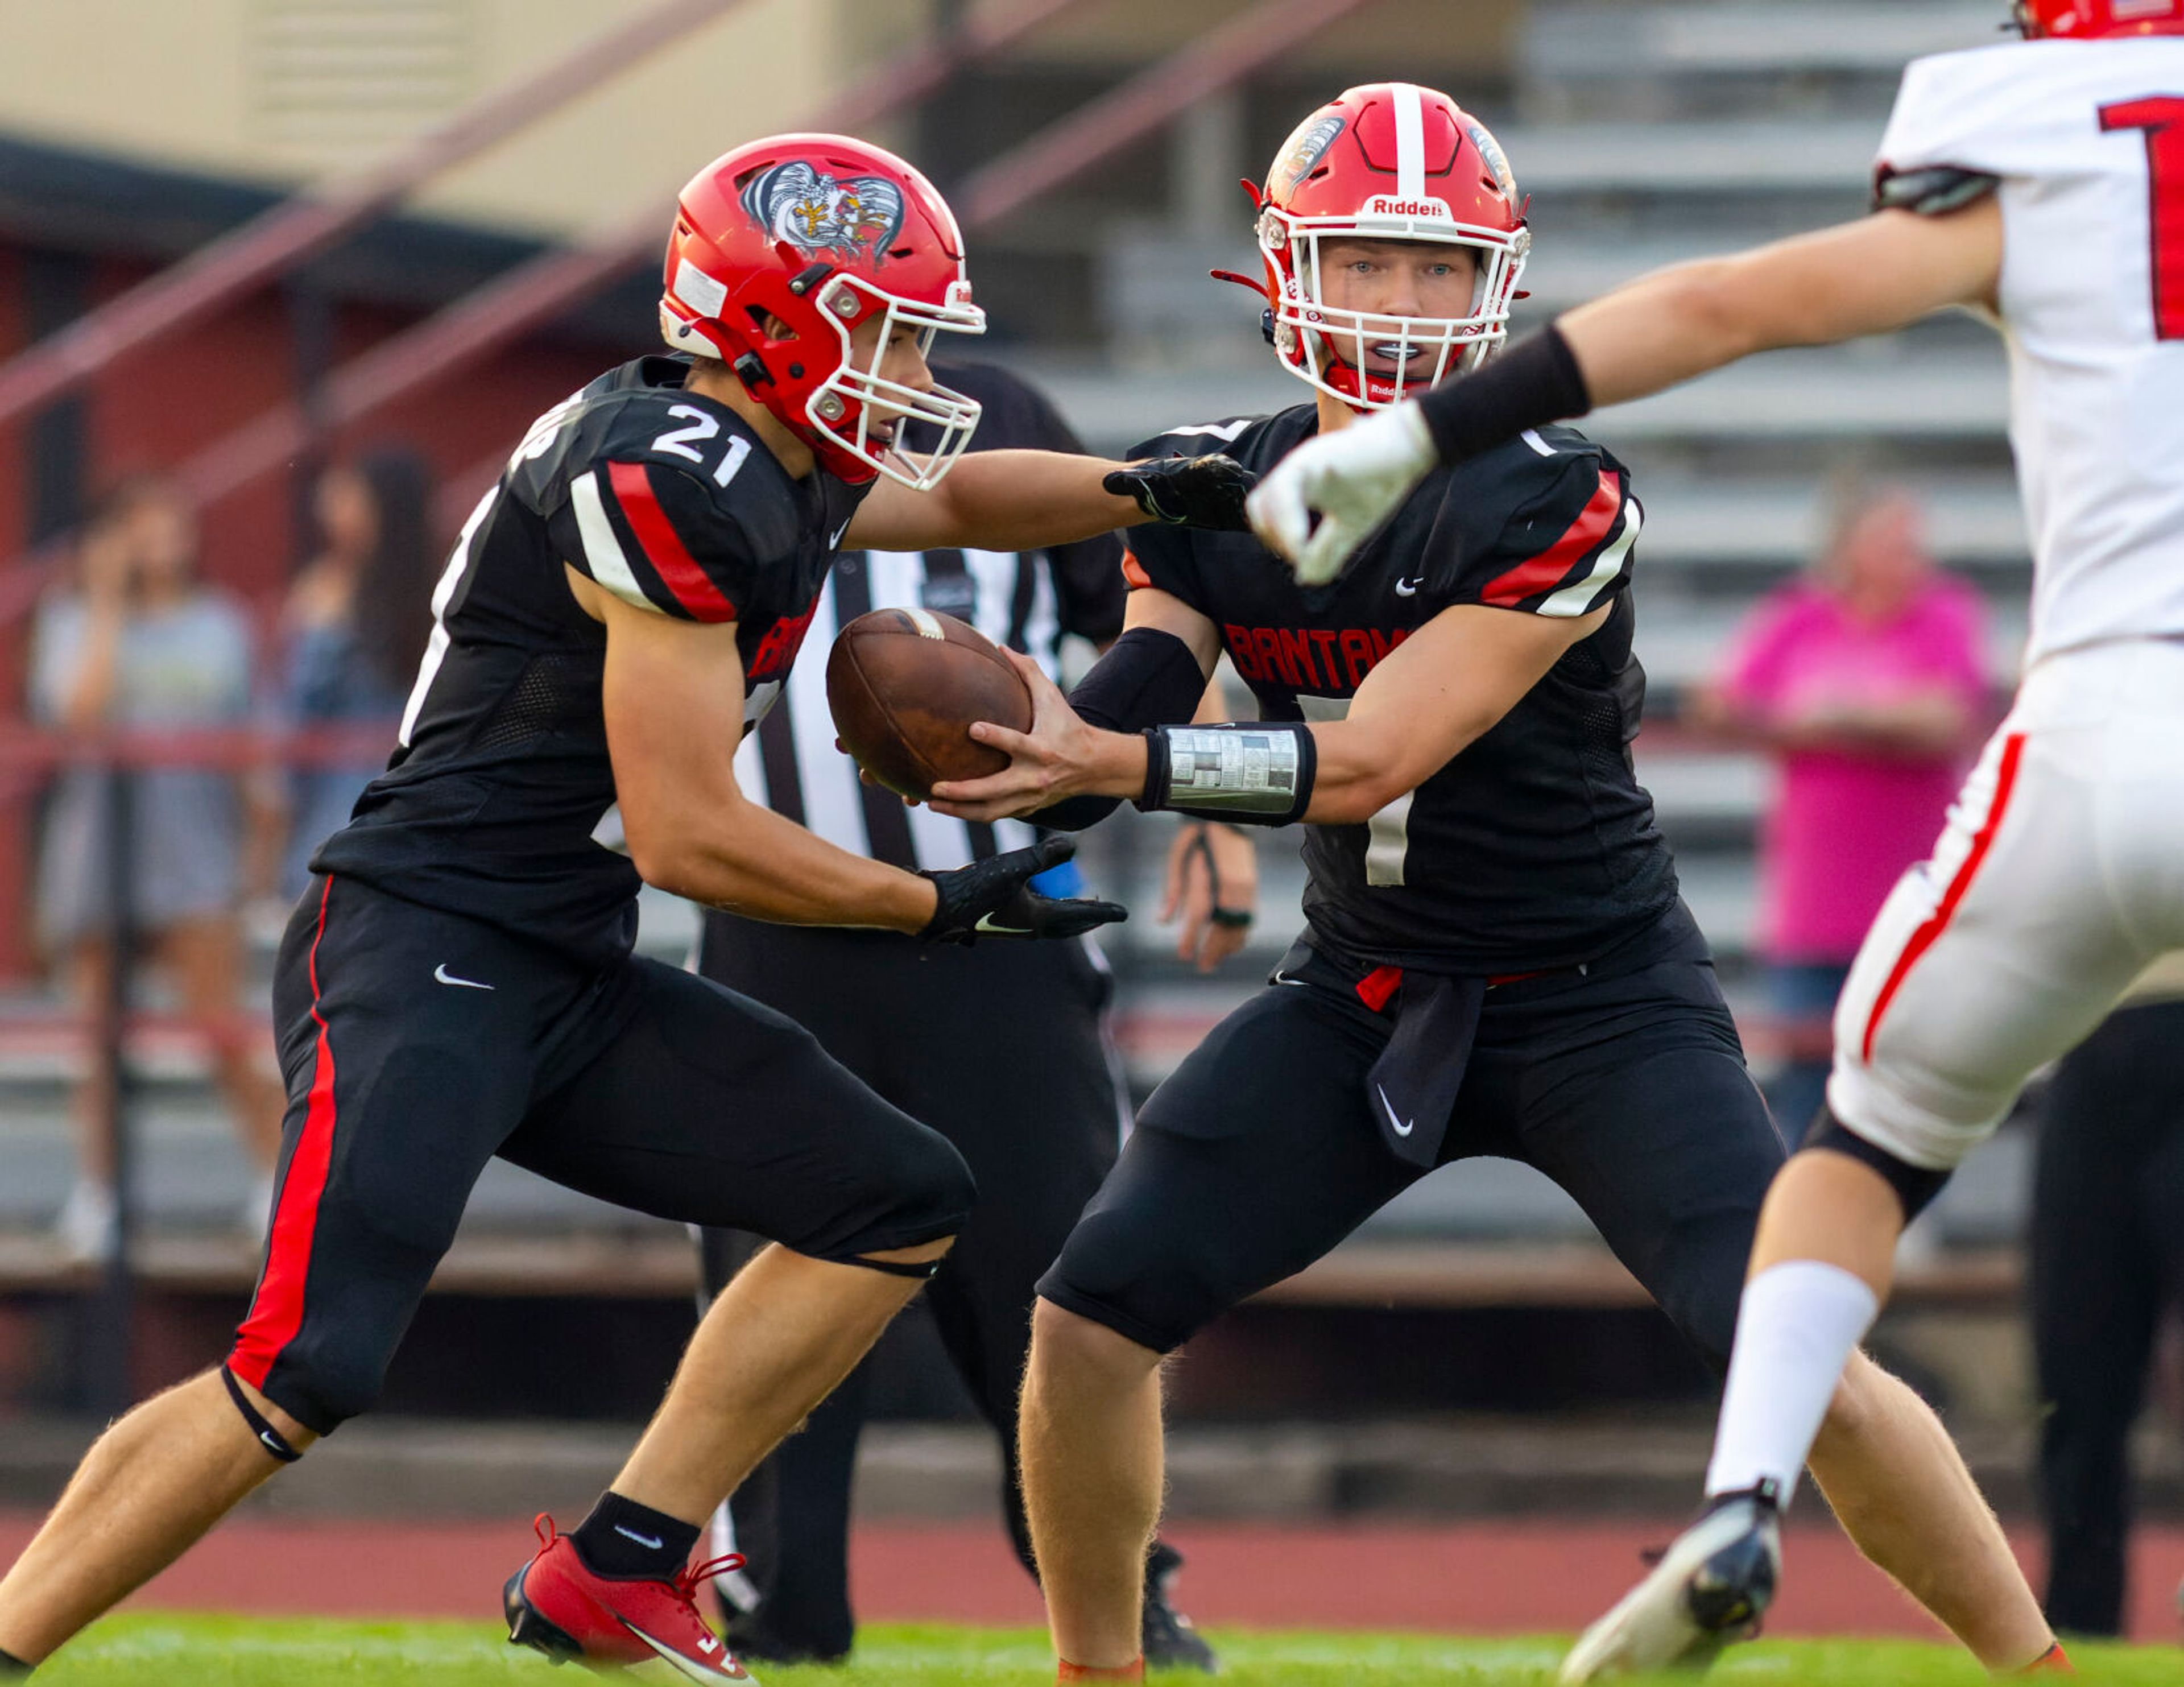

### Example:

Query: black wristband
xmin=1138 ymin=726 xmax=1170 ymax=811
xmin=1414 ymin=323 xmax=1592 ymax=466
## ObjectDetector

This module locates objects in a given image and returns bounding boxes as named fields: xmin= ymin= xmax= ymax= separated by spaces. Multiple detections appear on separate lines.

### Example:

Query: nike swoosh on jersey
xmin=1376 ymin=1084 xmax=1415 ymax=1138
xmin=433 ymin=964 xmax=495 ymax=990
xmin=1394 ymin=577 xmax=1423 ymax=596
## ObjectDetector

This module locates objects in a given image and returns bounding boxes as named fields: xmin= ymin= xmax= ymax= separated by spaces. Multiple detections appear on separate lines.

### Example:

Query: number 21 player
xmin=930 ymin=84 xmax=2064 ymax=1684
xmin=1251 ymin=5 xmax=2184 ymax=1675
xmin=0 ymin=134 xmax=1243 ymax=1680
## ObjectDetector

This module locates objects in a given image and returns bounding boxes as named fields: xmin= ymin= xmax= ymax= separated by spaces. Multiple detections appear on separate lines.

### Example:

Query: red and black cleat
xmin=505 ymin=1514 xmax=755 ymax=1680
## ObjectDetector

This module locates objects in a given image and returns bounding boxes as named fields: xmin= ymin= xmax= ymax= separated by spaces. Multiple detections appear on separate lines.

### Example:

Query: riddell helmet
xmin=2013 ymin=0 xmax=2184 ymax=35
xmin=659 ymin=134 xmax=986 ymax=489
xmin=1247 ymin=82 xmax=1529 ymax=410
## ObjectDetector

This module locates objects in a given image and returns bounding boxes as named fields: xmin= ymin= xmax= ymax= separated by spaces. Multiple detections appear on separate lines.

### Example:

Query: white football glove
xmin=1246 ymin=400 xmax=1438 ymax=586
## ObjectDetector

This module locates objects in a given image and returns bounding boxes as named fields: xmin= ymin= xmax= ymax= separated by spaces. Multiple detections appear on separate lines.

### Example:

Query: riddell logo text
xmin=1364 ymin=195 xmax=1451 ymax=219
xmin=1225 ymin=623 xmax=1409 ymax=690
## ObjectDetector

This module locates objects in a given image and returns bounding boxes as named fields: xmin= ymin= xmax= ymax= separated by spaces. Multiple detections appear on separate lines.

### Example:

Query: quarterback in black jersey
xmin=0 ymin=137 xmax=1246 ymax=1682
xmin=924 ymin=84 xmax=2053 ymax=1685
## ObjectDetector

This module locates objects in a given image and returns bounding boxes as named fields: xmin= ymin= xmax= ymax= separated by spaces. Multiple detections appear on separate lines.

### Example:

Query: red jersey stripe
xmin=606 ymin=460 xmax=738 ymax=622
xmin=1480 ymin=470 xmax=1621 ymax=608
xmin=1859 ymin=733 xmax=2027 ymax=1064
xmin=230 ymin=876 xmax=340 ymax=1393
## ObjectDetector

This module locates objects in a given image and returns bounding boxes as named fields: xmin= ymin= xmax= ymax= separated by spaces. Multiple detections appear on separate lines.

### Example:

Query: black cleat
xmin=1143 ymin=1540 xmax=1218 ymax=1673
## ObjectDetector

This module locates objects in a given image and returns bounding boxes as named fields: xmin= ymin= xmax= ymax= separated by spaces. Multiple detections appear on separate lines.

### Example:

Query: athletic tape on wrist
xmin=221 ymin=1365 xmax=304 ymax=1463
xmin=1136 ymin=724 xmax=1313 ymax=825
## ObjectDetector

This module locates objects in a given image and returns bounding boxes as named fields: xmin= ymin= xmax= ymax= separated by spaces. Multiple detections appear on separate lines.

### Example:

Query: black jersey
xmin=312 ymin=355 xmax=869 ymax=966
xmin=1125 ymin=407 xmax=1677 ymax=973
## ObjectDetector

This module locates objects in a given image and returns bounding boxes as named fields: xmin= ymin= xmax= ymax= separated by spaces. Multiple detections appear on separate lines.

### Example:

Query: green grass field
xmin=20 ymin=1616 xmax=2184 ymax=1685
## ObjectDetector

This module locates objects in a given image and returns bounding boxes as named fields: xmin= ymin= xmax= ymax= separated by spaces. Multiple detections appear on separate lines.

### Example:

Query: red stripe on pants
xmin=231 ymin=877 xmax=340 ymax=1392
xmin=1858 ymin=734 xmax=2026 ymax=1065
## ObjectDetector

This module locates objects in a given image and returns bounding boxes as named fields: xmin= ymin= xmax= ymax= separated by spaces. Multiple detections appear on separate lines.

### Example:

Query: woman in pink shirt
xmin=1694 ymin=486 xmax=1989 ymax=1136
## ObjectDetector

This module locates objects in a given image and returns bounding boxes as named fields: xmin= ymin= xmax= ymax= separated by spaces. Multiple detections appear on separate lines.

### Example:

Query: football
xmin=826 ymin=607 xmax=1033 ymax=801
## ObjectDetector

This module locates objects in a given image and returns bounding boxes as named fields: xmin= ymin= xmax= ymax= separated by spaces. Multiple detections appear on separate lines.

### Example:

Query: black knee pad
xmin=824 ymin=1128 xmax=975 ymax=1266
xmin=1802 ymin=1106 xmax=1953 ymax=1222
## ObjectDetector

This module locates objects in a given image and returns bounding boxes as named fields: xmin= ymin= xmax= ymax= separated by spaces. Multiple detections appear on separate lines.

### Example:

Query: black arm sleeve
xmin=1414 ymin=324 xmax=1594 ymax=467
xmin=1035 ymin=626 xmax=1211 ymax=830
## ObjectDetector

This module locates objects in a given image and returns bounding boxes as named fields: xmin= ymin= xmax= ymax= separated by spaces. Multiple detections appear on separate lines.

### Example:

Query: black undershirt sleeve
xmin=1035 ymin=626 xmax=1211 ymax=830
xmin=1414 ymin=324 xmax=1594 ymax=468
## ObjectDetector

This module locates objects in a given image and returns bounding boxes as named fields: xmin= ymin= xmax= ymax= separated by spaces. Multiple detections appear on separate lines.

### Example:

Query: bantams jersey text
xmin=313 ymin=356 xmax=867 ymax=964
xmin=1125 ymin=409 xmax=1676 ymax=973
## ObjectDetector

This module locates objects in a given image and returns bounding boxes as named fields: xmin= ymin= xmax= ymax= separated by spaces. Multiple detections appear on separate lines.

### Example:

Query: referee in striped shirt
xmin=694 ymin=362 xmax=1251 ymax=1669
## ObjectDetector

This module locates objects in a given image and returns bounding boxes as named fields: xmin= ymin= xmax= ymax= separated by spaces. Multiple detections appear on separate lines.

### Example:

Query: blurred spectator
xmin=275 ymin=449 xmax=435 ymax=898
xmin=1691 ymin=482 xmax=1987 ymax=1134
xmin=2029 ymin=964 xmax=2184 ymax=1638
xmin=28 ymin=476 xmax=286 ymax=1260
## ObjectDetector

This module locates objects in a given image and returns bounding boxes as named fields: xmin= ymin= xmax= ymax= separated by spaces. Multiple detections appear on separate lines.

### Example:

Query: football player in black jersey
xmin=923 ymin=85 xmax=2058 ymax=1686
xmin=0 ymin=136 xmax=1247 ymax=1683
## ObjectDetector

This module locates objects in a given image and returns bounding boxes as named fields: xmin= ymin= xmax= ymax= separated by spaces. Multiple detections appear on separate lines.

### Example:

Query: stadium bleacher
xmin=0 ymin=0 xmax=2038 ymax=1306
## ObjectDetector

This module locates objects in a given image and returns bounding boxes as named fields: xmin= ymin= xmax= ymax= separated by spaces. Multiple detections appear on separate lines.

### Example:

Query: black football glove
xmin=1106 ymin=454 xmax=1256 ymax=531
xmin=920 ymin=835 xmax=1127 ymax=945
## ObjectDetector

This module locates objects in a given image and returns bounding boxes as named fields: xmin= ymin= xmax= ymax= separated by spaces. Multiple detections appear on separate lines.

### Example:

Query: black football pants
xmin=233 ymin=877 xmax=973 ymax=1436
xmin=2030 ymin=998 xmax=2184 ymax=1636
xmin=694 ymin=916 xmax=1129 ymax=1659
xmin=1039 ymin=914 xmax=1781 ymax=1371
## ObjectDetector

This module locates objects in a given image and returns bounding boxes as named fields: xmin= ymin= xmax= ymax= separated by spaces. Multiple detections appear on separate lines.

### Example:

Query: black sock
xmin=570 ymin=1491 xmax=702 ymax=1581
xmin=0 ymin=1645 xmax=32 ymax=1675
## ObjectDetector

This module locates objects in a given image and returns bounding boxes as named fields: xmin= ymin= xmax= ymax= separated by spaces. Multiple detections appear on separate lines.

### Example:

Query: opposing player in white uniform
xmin=1246 ymin=1 xmax=2184 ymax=1675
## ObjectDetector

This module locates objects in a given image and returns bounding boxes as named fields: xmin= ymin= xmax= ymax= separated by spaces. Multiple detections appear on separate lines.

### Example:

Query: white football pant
xmin=1828 ymin=638 xmax=2184 ymax=1172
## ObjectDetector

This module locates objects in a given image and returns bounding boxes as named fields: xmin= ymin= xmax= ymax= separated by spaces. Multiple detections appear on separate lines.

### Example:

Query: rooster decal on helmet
xmin=741 ymin=160 xmax=907 ymax=268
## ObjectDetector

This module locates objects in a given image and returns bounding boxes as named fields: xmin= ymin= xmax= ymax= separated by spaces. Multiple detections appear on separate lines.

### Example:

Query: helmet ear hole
xmin=747 ymin=305 xmax=797 ymax=342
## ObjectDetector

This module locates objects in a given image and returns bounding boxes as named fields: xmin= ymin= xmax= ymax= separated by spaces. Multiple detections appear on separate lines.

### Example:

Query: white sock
xmin=1703 ymin=1259 xmax=1880 ymax=1505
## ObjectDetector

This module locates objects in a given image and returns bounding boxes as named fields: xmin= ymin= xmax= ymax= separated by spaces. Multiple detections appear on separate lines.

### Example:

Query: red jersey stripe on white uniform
xmin=1858 ymin=732 xmax=2028 ymax=1062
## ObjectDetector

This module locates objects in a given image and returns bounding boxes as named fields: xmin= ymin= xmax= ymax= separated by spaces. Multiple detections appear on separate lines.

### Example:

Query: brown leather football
xmin=826 ymin=607 xmax=1033 ymax=801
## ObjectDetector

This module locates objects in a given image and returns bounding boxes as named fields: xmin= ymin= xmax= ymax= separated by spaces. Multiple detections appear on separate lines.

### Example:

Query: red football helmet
xmin=1248 ymin=82 xmax=1529 ymax=411
xmin=2013 ymin=0 xmax=2184 ymax=36
xmin=659 ymin=134 xmax=986 ymax=488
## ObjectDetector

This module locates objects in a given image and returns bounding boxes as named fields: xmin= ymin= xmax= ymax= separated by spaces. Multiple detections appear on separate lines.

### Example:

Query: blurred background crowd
xmin=0 ymin=0 xmax=2178 ymax=1645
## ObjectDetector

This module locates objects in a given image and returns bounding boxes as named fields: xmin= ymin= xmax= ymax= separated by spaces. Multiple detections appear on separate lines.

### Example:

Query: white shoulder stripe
xmin=399 ymin=482 xmax=498 ymax=748
xmin=1538 ymin=494 xmax=1642 ymax=617
xmin=1164 ymin=419 xmax=1254 ymax=441
xmin=1392 ymin=82 xmax=1426 ymax=200
xmin=1519 ymin=429 xmax=1557 ymax=457
xmin=570 ymin=470 xmax=660 ymax=614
